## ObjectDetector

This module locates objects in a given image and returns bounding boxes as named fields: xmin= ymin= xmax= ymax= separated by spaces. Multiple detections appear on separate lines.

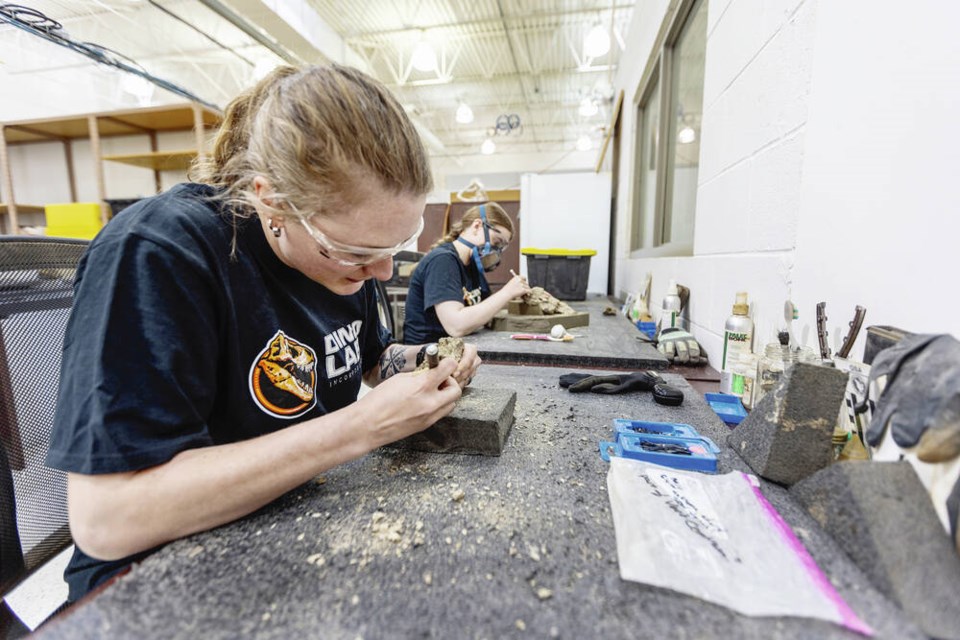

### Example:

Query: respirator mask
xmin=457 ymin=205 xmax=503 ymax=274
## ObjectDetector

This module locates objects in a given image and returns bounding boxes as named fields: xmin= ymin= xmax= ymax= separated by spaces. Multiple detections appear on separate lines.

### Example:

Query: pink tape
xmin=741 ymin=473 xmax=873 ymax=636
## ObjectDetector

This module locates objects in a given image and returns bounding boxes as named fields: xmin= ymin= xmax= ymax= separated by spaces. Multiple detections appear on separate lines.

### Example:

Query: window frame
xmin=629 ymin=0 xmax=705 ymax=259
xmin=629 ymin=63 xmax=661 ymax=252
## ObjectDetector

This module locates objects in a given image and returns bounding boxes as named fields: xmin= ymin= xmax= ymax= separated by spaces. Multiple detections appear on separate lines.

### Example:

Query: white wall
xmin=613 ymin=0 xmax=960 ymax=370
xmin=4 ymin=130 xmax=198 ymax=213
xmin=791 ymin=1 xmax=960 ymax=344
xmin=428 ymin=148 xmax=597 ymax=202
xmin=519 ymin=172 xmax=612 ymax=295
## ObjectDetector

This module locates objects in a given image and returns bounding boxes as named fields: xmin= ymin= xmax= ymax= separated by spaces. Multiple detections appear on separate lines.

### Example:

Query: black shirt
xmin=46 ymin=183 xmax=391 ymax=600
xmin=403 ymin=242 xmax=484 ymax=344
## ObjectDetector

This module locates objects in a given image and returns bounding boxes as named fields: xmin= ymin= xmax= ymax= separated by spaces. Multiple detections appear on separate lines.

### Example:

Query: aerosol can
xmin=720 ymin=292 xmax=753 ymax=395
xmin=661 ymin=280 xmax=682 ymax=330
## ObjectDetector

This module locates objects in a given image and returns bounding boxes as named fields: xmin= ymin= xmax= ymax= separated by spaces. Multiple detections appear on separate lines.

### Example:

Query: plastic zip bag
xmin=607 ymin=457 xmax=871 ymax=635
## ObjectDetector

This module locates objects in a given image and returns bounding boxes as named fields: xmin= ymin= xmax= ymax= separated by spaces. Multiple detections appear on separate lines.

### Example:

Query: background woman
xmin=403 ymin=202 xmax=530 ymax=343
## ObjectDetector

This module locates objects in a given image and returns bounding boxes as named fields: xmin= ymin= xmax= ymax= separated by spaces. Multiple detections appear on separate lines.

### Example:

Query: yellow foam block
xmin=45 ymin=202 xmax=103 ymax=240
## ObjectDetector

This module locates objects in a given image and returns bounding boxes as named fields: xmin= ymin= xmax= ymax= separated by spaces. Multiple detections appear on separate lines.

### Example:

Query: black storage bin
xmin=521 ymin=248 xmax=596 ymax=301
xmin=105 ymin=198 xmax=143 ymax=217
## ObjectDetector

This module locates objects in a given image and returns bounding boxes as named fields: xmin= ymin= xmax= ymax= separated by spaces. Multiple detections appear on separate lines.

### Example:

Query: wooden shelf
xmin=0 ymin=204 xmax=46 ymax=214
xmin=103 ymin=150 xmax=198 ymax=171
xmin=2 ymin=105 xmax=221 ymax=144
xmin=1 ymin=103 xmax=221 ymax=235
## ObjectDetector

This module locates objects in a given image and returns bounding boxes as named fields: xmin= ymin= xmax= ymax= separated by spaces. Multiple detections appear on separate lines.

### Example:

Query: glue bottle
xmin=731 ymin=351 xmax=759 ymax=410
xmin=661 ymin=280 xmax=681 ymax=330
xmin=720 ymin=292 xmax=753 ymax=395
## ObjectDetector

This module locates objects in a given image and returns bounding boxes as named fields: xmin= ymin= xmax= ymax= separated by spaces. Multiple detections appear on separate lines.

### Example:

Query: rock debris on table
xmin=520 ymin=287 xmax=575 ymax=315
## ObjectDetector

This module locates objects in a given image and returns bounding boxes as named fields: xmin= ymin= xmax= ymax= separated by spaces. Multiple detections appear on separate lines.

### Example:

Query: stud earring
xmin=268 ymin=218 xmax=282 ymax=238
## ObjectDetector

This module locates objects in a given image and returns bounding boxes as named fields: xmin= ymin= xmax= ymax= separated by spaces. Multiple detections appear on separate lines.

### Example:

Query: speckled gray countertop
xmin=465 ymin=297 xmax=669 ymax=370
xmin=40 ymin=365 xmax=921 ymax=640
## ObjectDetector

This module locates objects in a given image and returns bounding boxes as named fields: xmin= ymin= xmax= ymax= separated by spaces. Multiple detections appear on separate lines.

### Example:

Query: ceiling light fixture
xmin=251 ymin=59 xmax=276 ymax=81
xmin=678 ymin=126 xmax=697 ymax=144
xmin=481 ymin=138 xmax=496 ymax=155
xmin=576 ymin=134 xmax=593 ymax=151
xmin=456 ymin=102 xmax=474 ymax=124
xmin=578 ymin=97 xmax=598 ymax=118
xmin=584 ymin=24 xmax=610 ymax=58
xmin=411 ymin=39 xmax=437 ymax=72
xmin=120 ymin=73 xmax=155 ymax=105
xmin=494 ymin=113 xmax=522 ymax=135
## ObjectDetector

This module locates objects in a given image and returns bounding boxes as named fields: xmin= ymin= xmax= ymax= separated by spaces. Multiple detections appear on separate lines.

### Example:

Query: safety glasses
xmin=482 ymin=222 xmax=510 ymax=250
xmin=284 ymin=200 xmax=424 ymax=268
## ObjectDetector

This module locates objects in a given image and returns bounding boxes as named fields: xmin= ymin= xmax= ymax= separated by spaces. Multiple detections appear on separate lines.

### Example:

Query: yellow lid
xmin=520 ymin=248 xmax=597 ymax=257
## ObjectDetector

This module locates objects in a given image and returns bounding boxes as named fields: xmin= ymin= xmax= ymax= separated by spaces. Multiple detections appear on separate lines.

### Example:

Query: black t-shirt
xmin=45 ymin=183 xmax=392 ymax=600
xmin=403 ymin=243 xmax=484 ymax=344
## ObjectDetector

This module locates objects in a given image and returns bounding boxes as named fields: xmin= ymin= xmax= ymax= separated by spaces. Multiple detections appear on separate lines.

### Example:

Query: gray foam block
xmin=791 ymin=461 xmax=960 ymax=640
xmin=391 ymin=387 xmax=516 ymax=456
xmin=727 ymin=362 xmax=847 ymax=486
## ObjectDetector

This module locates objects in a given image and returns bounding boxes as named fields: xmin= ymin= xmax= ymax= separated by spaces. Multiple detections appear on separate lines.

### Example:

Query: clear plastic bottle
xmin=720 ymin=292 xmax=754 ymax=395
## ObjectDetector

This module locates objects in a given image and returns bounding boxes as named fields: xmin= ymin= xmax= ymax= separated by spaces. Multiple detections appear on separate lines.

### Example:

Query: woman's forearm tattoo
xmin=379 ymin=345 xmax=407 ymax=379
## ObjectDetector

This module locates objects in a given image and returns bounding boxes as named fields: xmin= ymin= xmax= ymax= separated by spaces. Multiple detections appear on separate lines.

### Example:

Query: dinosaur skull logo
xmin=249 ymin=330 xmax=317 ymax=418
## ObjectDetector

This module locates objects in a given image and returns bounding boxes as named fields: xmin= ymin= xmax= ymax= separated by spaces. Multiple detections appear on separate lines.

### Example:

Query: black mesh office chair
xmin=0 ymin=236 xmax=87 ymax=637
xmin=374 ymin=250 xmax=424 ymax=343
xmin=373 ymin=279 xmax=396 ymax=338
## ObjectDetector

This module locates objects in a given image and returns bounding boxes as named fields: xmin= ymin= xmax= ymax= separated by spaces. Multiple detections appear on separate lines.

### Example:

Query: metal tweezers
xmin=640 ymin=441 xmax=692 ymax=456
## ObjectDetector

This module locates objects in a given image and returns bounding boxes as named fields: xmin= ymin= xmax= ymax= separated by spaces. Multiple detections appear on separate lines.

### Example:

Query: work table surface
xmin=465 ymin=297 xmax=669 ymax=370
xmin=43 ymin=365 xmax=920 ymax=639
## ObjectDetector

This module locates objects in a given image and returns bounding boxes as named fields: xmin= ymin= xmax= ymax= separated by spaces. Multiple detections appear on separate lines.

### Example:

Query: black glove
xmin=559 ymin=372 xmax=621 ymax=392
xmin=657 ymin=328 xmax=708 ymax=365
xmin=866 ymin=333 xmax=960 ymax=460
xmin=560 ymin=371 xmax=663 ymax=394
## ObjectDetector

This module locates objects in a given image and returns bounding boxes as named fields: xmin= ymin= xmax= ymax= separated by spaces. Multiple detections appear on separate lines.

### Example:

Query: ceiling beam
xmin=384 ymin=64 xmax=614 ymax=91
xmin=217 ymin=0 xmax=376 ymax=70
xmin=196 ymin=0 xmax=305 ymax=65
xmin=343 ymin=4 xmax=636 ymax=39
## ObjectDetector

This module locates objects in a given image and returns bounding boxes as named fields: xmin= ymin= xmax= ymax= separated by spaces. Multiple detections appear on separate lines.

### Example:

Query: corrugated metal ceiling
xmin=1 ymin=0 xmax=636 ymax=156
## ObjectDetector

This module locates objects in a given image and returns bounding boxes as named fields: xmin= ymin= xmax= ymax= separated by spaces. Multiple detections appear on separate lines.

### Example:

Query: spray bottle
xmin=661 ymin=280 xmax=682 ymax=330
xmin=720 ymin=292 xmax=754 ymax=395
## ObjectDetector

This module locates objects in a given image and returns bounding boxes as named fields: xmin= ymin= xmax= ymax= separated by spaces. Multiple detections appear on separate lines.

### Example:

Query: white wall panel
xmin=520 ymin=172 xmax=612 ymax=295
xmin=703 ymin=0 xmax=808 ymax=110
xmin=695 ymin=159 xmax=752 ymax=254
xmin=747 ymin=128 xmax=804 ymax=251
xmin=7 ymin=143 xmax=72 ymax=205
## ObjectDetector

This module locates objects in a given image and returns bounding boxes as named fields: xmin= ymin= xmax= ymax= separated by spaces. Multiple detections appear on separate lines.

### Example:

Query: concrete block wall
xmin=614 ymin=0 xmax=818 ymax=367
xmin=616 ymin=0 xmax=960 ymax=365
xmin=789 ymin=1 xmax=960 ymax=343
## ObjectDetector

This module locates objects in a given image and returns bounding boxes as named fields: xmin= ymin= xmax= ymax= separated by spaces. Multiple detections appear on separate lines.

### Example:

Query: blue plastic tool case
xmin=635 ymin=321 xmax=656 ymax=339
xmin=704 ymin=392 xmax=748 ymax=426
xmin=600 ymin=420 xmax=719 ymax=473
